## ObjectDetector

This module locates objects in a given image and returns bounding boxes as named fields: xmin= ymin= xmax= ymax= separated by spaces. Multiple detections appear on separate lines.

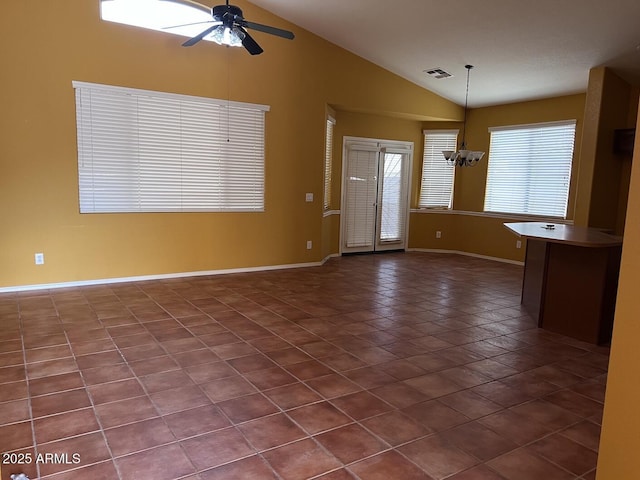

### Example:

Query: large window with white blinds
xmin=484 ymin=120 xmax=576 ymax=218
xmin=73 ymin=81 xmax=269 ymax=213
xmin=418 ymin=130 xmax=458 ymax=208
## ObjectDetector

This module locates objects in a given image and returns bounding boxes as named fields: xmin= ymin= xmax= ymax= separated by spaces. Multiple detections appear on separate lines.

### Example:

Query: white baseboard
xmin=0 ymin=250 xmax=521 ymax=293
xmin=407 ymin=248 xmax=524 ymax=266
xmin=321 ymin=253 xmax=341 ymax=264
xmin=0 ymin=261 xmax=324 ymax=294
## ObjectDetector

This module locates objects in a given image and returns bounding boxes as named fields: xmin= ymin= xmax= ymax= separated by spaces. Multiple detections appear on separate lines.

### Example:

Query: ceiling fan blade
xmin=242 ymin=20 xmax=294 ymax=40
xmin=158 ymin=0 xmax=211 ymax=14
xmin=182 ymin=24 xmax=219 ymax=47
xmin=238 ymin=27 xmax=264 ymax=55
xmin=163 ymin=20 xmax=218 ymax=30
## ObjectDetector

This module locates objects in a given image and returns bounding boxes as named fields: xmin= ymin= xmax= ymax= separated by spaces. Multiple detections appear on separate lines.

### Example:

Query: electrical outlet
xmin=516 ymin=240 xmax=522 ymax=249
xmin=436 ymin=231 xmax=442 ymax=239
xmin=306 ymin=240 xmax=312 ymax=250
xmin=35 ymin=253 xmax=44 ymax=265
xmin=305 ymin=193 xmax=313 ymax=202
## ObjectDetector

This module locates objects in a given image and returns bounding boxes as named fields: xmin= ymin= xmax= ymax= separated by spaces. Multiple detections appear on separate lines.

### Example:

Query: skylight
xmin=100 ymin=0 xmax=215 ymax=41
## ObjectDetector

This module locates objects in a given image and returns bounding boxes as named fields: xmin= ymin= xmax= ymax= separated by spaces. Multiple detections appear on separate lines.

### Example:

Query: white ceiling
xmin=248 ymin=0 xmax=640 ymax=108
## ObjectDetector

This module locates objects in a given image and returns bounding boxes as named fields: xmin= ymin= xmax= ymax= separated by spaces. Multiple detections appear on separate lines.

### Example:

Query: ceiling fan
xmin=167 ymin=0 xmax=295 ymax=55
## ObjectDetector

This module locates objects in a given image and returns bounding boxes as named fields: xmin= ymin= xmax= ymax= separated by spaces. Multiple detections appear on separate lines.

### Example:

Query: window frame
xmin=484 ymin=120 xmax=577 ymax=219
xmin=100 ymin=0 xmax=215 ymax=43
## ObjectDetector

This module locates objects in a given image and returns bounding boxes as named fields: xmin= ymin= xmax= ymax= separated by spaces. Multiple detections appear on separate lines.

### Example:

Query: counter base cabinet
xmin=521 ymin=239 xmax=547 ymax=323
xmin=522 ymin=239 xmax=622 ymax=345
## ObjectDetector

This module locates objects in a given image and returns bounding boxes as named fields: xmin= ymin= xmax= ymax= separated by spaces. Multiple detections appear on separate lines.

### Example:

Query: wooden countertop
xmin=504 ymin=222 xmax=623 ymax=247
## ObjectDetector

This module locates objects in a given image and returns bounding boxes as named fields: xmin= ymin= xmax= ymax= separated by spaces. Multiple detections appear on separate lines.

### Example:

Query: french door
xmin=340 ymin=138 xmax=413 ymax=254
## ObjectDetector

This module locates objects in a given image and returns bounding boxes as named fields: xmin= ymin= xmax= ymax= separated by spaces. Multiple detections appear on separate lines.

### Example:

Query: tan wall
xmin=408 ymin=212 xmax=526 ymax=262
xmin=617 ymin=86 xmax=640 ymax=234
xmin=321 ymin=213 xmax=340 ymax=260
xmin=596 ymin=99 xmax=640 ymax=480
xmin=331 ymin=109 xmax=425 ymax=207
xmin=0 ymin=1 xmax=459 ymax=288
xmin=576 ymin=67 xmax=638 ymax=234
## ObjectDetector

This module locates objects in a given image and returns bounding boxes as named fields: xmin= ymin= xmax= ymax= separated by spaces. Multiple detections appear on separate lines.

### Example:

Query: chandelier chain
xmin=441 ymin=64 xmax=485 ymax=167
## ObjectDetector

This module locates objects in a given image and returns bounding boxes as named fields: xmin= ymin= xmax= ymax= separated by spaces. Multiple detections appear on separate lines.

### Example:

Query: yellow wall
xmin=332 ymin=109 xmax=425 ymax=206
xmin=576 ymin=67 xmax=638 ymax=234
xmin=0 ymin=0 xmax=459 ymax=288
xmin=596 ymin=99 xmax=640 ymax=479
xmin=320 ymin=213 xmax=340 ymax=261
xmin=409 ymin=212 xmax=526 ymax=262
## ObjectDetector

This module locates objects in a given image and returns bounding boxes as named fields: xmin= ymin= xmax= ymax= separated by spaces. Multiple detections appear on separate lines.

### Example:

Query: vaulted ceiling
xmin=249 ymin=0 xmax=640 ymax=107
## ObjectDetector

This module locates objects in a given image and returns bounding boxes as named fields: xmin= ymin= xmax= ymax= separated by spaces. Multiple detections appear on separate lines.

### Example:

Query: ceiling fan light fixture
xmin=210 ymin=25 xmax=244 ymax=47
xmin=178 ymin=0 xmax=294 ymax=54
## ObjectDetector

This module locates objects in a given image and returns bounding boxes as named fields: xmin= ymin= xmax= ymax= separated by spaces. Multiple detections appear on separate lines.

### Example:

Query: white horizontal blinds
xmin=74 ymin=82 xmax=268 ymax=213
xmin=379 ymin=151 xmax=408 ymax=242
xmin=344 ymin=146 xmax=378 ymax=248
xmin=484 ymin=120 xmax=576 ymax=218
xmin=138 ymin=94 xmax=183 ymax=210
xmin=419 ymin=130 xmax=458 ymax=208
xmin=76 ymin=88 xmax=142 ymax=212
xmin=324 ymin=116 xmax=335 ymax=210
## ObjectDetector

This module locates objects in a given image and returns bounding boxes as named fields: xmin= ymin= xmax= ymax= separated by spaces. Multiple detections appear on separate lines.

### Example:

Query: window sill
xmin=323 ymin=209 xmax=341 ymax=218
xmin=410 ymin=208 xmax=574 ymax=224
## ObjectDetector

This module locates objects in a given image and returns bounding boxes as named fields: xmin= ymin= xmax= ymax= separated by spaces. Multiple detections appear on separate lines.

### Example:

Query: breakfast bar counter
xmin=504 ymin=222 xmax=622 ymax=344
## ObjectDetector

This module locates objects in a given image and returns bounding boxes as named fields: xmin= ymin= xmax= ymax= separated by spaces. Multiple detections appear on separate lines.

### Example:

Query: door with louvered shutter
xmin=340 ymin=139 xmax=412 ymax=254
xmin=376 ymin=149 xmax=411 ymax=251
xmin=343 ymin=145 xmax=379 ymax=251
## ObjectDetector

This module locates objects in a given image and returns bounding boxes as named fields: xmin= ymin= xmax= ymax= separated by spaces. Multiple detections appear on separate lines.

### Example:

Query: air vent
xmin=424 ymin=68 xmax=452 ymax=79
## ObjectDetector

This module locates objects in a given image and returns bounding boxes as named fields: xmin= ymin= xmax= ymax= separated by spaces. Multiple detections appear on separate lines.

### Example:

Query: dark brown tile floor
xmin=0 ymin=252 xmax=608 ymax=480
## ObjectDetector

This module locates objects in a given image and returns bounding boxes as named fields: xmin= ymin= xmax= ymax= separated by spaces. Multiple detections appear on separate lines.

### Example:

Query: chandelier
xmin=443 ymin=65 xmax=485 ymax=167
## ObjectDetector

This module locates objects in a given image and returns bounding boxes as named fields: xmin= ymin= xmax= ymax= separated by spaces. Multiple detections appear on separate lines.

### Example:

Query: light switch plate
xmin=305 ymin=193 xmax=313 ymax=202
